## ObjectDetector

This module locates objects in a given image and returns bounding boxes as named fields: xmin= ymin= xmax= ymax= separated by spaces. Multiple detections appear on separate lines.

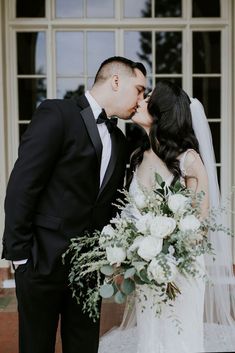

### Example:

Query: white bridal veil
xmin=118 ymin=98 xmax=235 ymax=350
xmin=190 ymin=98 xmax=235 ymax=329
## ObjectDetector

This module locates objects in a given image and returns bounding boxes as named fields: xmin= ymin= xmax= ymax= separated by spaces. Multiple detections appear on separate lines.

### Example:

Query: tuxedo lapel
xmin=75 ymin=95 xmax=119 ymax=199
xmin=76 ymin=95 xmax=103 ymax=166
xmin=98 ymin=130 xmax=119 ymax=198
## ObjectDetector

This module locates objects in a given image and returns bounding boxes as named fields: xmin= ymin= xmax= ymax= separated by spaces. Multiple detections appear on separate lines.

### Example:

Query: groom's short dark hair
xmin=94 ymin=56 xmax=146 ymax=84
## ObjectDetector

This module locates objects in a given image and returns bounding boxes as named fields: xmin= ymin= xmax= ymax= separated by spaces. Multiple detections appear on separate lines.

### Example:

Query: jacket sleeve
xmin=2 ymin=100 xmax=64 ymax=260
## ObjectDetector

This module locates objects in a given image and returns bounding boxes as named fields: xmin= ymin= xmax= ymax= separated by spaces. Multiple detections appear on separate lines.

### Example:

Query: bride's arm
xmin=183 ymin=150 xmax=209 ymax=219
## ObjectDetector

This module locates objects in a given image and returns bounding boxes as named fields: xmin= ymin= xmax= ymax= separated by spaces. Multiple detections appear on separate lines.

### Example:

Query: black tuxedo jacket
xmin=2 ymin=95 xmax=127 ymax=274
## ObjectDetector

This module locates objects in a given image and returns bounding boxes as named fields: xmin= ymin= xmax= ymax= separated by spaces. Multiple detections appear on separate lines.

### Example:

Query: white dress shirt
xmin=85 ymin=91 xmax=112 ymax=186
xmin=13 ymin=91 xmax=112 ymax=267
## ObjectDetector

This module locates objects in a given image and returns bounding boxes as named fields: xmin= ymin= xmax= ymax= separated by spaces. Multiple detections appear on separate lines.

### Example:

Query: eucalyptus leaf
xmin=124 ymin=267 xmax=136 ymax=279
xmin=134 ymin=274 xmax=145 ymax=285
xmin=139 ymin=269 xmax=150 ymax=283
xmin=99 ymin=284 xmax=114 ymax=298
xmin=100 ymin=265 xmax=114 ymax=276
xmin=162 ymin=240 xmax=170 ymax=254
xmin=121 ymin=278 xmax=135 ymax=295
xmin=155 ymin=173 xmax=163 ymax=186
xmin=173 ymin=180 xmax=182 ymax=192
xmin=114 ymin=290 xmax=126 ymax=304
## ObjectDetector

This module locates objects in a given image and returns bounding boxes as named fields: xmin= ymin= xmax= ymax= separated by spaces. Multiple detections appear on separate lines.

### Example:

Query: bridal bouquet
xmin=63 ymin=173 xmax=217 ymax=321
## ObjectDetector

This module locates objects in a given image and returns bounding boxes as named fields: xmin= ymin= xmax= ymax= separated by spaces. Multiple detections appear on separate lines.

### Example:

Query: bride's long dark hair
xmin=129 ymin=80 xmax=200 ymax=185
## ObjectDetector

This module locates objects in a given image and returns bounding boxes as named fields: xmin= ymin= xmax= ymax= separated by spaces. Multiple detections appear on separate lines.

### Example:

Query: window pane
xmin=192 ymin=0 xmax=220 ymax=17
xmin=193 ymin=32 xmax=221 ymax=74
xmin=193 ymin=77 xmax=220 ymax=118
xmin=56 ymin=32 xmax=84 ymax=76
xmin=56 ymin=0 xmax=83 ymax=18
xmin=155 ymin=0 xmax=182 ymax=17
xmin=17 ymin=32 xmax=46 ymax=75
xmin=155 ymin=32 xmax=182 ymax=74
xmin=87 ymin=0 xmax=114 ymax=17
xmin=124 ymin=31 xmax=152 ymax=75
xmin=155 ymin=77 xmax=182 ymax=88
xmin=124 ymin=0 xmax=151 ymax=18
xmin=87 ymin=32 xmax=115 ymax=76
xmin=18 ymin=79 xmax=47 ymax=120
xmin=209 ymin=122 xmax=221 ymax=163
xmin=19 ymin=123 xmax=29 ymax=140
xmin=16 ymin=0 xmax=45 ymax=17
xmin=146 ymin=77 xmax=153 ymax=93
xmin=217 ymin=167 xmax=220 ymax=188
xmin=57 ymin=79 xmax=85 ymax=99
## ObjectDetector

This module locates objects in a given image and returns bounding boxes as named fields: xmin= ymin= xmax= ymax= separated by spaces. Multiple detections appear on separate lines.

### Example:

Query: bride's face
xmin=131 ymin=94 xmax=153 ymax=131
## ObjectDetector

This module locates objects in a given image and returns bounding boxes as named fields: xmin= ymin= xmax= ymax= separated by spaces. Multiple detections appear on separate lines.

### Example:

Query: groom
xmin=2 ymin=56 xmax=146 ymax=353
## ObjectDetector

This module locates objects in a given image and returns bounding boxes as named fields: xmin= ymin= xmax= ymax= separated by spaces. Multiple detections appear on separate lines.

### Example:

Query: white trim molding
xmin=0 ymin=0 xmax=8 ymax=267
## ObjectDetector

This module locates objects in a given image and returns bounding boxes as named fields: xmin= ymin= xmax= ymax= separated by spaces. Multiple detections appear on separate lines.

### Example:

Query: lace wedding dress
xmin=99 ymin=151 xmax=235 ymax=353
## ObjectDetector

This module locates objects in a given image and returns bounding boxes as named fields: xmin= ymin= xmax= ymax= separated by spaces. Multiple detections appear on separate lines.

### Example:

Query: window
xmin=17 ymin=32 xmax=47 ymax=139
xmin=6 ymin=0 xmax=232 ymax=194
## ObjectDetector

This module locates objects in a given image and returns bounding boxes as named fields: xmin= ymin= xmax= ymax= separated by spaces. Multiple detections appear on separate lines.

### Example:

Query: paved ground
xmin=0 ymin=288 xmax=124 ymax=353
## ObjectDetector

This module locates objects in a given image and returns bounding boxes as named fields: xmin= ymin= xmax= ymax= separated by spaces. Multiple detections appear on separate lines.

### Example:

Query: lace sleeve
xmin=180 ymin=149 xmax=209 ymax=218
xmin=179 ymin=149 xmax=201 ymax=178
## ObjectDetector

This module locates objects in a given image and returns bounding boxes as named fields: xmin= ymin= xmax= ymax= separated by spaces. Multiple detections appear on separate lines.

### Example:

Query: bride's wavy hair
xmin=129 ymin=80 xmax=200 ymax=186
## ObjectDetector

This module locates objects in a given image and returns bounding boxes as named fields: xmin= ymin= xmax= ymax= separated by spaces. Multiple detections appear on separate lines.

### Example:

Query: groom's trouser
xmin=14 ymin=258 xmax=101 ymax=353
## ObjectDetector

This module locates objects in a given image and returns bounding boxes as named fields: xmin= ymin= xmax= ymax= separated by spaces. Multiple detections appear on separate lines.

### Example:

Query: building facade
xmin=0 ymin=0 xmax=235 ymax=272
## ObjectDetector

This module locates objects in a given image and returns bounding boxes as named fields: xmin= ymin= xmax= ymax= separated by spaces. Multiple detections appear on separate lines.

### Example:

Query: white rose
xmin=129 ymin=236 xmax=144 ymax=252
xmin=135 ymin=213 xmax=154 ymax=234
xmin=101 ymin=225 xmax=115 ymax=237
xmin=147 ymin=259 xmax=166 ymax=283
xmin=133 ymin=191 xmax=147 ymax=209
xmin=179 ymin=215 xmax=201 ymax=232
xmin=148 ymin=257 xmax=177 ymax=283
xmin=168 ymin=194 xmax=189 ymax=214
xmin=106 ymin=246 xmax=126 ymax=265
xmin=137 ymin=236 xmax=163 ymax=262
xmin=150 ymin=216 xmax=176 ymax=239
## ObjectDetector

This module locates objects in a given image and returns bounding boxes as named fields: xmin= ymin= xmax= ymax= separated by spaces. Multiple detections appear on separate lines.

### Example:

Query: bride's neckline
xmin=135 ymin=150 xmax=174 ymax=189
xmin=134 ymin=167 xmax=173 ymax=190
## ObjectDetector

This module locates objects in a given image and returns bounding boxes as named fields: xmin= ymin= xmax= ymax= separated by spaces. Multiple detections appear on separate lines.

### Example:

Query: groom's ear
xmin=111 ymin=74 xmax=119 ymax=91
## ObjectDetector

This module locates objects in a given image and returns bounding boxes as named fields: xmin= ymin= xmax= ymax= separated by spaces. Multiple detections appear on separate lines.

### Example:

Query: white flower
xmin=135 ymin=213 xmax=154 ymax=234
xmin=101 ymin=225 xmax=115 ymax=237
xmin=106 ymin=246 xmax=126 ymax=265
xmin=129 ymin=236 xmax=144 ymax=252
xmin=147 ymin=257 xmax=177 ymax=283
xmin=150 ymin=216 xmax=176 ymax=238
xmin=147 ymin=259 xmax=166 ymax=283
xmin=168 ymin=194 xmax=189 ymax=214
xmin=133 ymin=190 xmax=147 ymax=209
xmin=137 ymin=236 xmax=163 ymax=261
xmin=179 ymin=215 xmax=201 ymax=232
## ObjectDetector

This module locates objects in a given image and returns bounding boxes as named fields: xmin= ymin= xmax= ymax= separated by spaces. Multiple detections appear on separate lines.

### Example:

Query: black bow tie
xmin=96 ymin=109 xmax=117 ymax=133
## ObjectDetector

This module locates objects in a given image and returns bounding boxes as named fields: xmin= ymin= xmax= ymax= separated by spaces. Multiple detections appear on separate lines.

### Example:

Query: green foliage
xmin=99 ymin=284 xmax=114 ymax=298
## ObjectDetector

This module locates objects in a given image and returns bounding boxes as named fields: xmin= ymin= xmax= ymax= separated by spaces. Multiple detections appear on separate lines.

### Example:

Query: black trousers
xmin=14 ymin=259 xmax=100 ymax=353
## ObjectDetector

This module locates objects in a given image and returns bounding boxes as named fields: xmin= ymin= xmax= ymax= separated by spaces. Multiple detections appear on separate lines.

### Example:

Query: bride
xmin=99 ymin=81 xmax=235 ymax=353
